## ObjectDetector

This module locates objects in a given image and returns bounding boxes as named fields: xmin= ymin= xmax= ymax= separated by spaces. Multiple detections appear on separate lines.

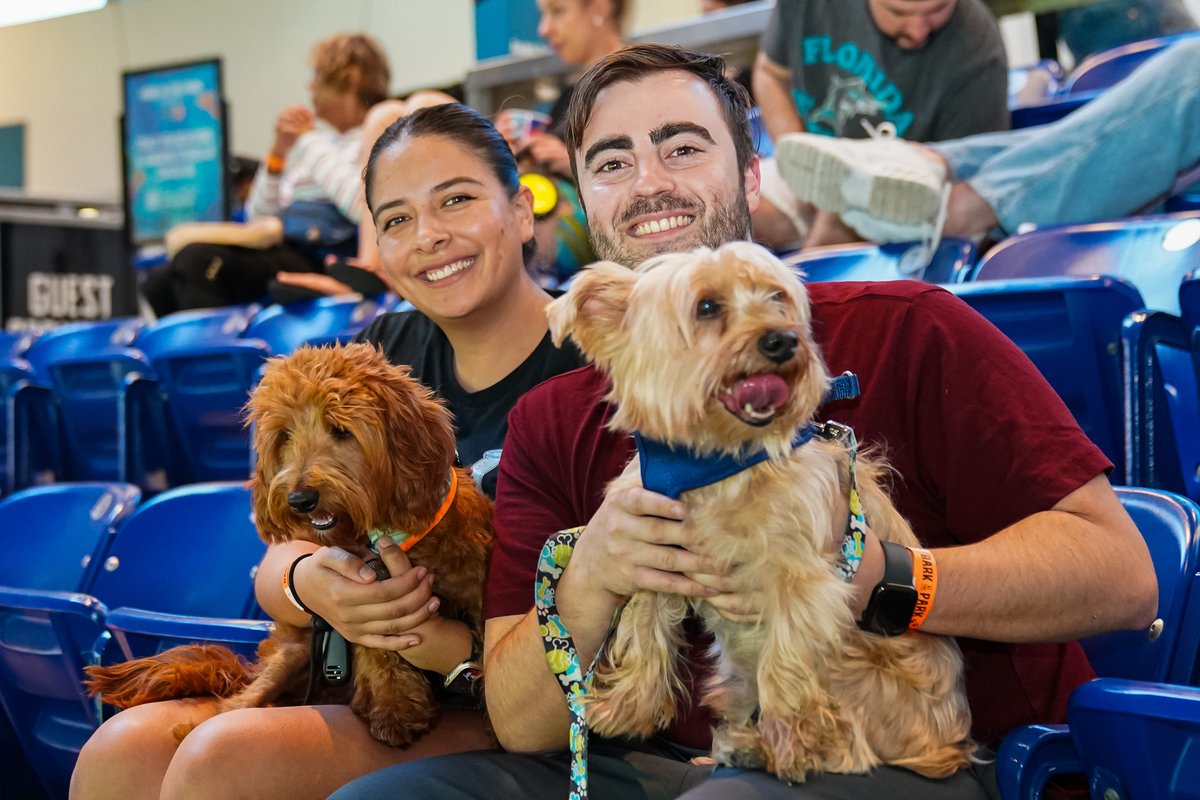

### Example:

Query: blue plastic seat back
xmin=0 ymin=332 xmax=36 ymax=361
xmin=1122 ymin=311 xmax=1200 ymax=502
xmin=20 ymin=317 xmax=144 ymax=383
xmin=0 ymin=483 xmax=138 ymax=796
xmin=0 ymin=483 xmax=140 ymax=592
xmin=1082 ymin=488 xmax=1200 ymax=685
xmin=1182 ymin=276 xmax=1200 ymax=335
xmin=783 ymin=238 xmax=977 ymax=285
xmin=949 ymin=276 xmax=1141 ymax=483
xmin=1067 ymin=679 xmax=1200 ymax=800
xmin=243 ymin=295 xmax=382 ymax=356
xmin=971 ymin=212 xmax=1200 ymax=315
xmin=1064 ymin=31 xmax=1200 ymax=95
xmin=89 ymin=482 xmax=264 ymax=619
xmin=134 ymin=304 xmax=259 ymax=361
xmin=149 ymin=341 xmax=269 ymax=483
xmin=47 ymin=348 xmax=151 ymax=482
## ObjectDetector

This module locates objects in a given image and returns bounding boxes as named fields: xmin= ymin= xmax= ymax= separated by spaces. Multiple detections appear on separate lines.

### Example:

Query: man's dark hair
xmin=561 ymin=43 xmax=754 ymax=183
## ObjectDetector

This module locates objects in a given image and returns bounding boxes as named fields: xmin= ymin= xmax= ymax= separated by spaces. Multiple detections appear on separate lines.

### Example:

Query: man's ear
xmin=546 ymin=261 xmax=634 ymax=364
xmin=744 ymin=154 xmax=762 ymax=216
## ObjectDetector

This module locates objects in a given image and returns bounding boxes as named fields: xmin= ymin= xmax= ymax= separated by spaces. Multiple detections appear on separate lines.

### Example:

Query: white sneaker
xmin=775 ymin=123 xmax=948 ymax=228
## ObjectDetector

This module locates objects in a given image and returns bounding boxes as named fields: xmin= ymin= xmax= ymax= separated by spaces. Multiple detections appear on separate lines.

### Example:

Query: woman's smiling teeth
xmin=631 ymin=215 xmax=694 ymax=237
xmin=423 ymin=257 xmax=474 ymax=283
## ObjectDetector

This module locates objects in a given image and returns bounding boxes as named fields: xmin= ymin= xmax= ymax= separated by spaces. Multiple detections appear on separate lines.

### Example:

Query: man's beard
xmin=588 ymin=187 xmax=752 ymax=268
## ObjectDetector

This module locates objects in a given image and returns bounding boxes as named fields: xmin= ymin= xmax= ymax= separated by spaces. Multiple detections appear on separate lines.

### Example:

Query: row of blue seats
xmin=1 ymin=212 xmax=1197 ymax=511
xmin=0 ymin=482 xmax=269 ymax=799
xmin=1008 ymin=30 xmax=1200 ymax=129
xmin=0 ymin=293 xmax=403 ymax=498
xmin=0 ymin=480 xmax=1195 ymax=799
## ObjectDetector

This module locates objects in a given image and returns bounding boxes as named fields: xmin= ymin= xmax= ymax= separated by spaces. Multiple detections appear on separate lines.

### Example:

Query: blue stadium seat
xmin=0 ymin=483 xmax=141 ymax=591
xmin=1064 ymin=678 xmax=1200 ymax=800
xmin=3 ymin=319 xmax=145 ymax=494
xmin=970 ymin=212 xmax=1200 ymax=315
xmin=243 ymin=295 xmax=382 ymax=356
xmin=949 ymin=276 xmax=1141 ymax=483
xmin=0 ymin=482 xmax=140 ymax=800
xmin=783 ymin=237 xmax=977 ymax=285
xmin=0 ymin=482 xmax=269 ymax=798
xmin=1122 ymin=311 xmax=1200 ymax=503
xmin=1182 ymin=276 xmax=1200 ymax=335
xmin=997 ymin=487 xmax=1200 ymax=799
xmin=38 ymin=306 xmax=261 ymax=492
xmin=0 ymin=331 xmax=36 ymax=360
xmin=1062 ymin=31 xmax=1200 ymax=96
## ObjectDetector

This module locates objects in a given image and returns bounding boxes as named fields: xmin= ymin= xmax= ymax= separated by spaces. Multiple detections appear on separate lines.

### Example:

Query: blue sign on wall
xmin=122 ymin=58 xmax=228 ymax=245
xmin=475 ymin=0 xmax=542 ymax=60
xmin=0 ymin=124 xmax=23 ymax=188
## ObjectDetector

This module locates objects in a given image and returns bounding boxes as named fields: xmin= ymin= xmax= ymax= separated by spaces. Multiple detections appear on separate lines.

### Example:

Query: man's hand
xmin=270 ymin=105 xmax=316 ymax=160
xmin=564 ymin=486 xmax=724 ymax=603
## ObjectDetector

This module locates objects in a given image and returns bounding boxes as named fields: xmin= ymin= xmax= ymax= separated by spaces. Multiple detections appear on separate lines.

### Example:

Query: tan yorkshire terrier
xmin=85 ymin=343 xmax=494 ymax=747
xmin=547 ymin=242 xmax=974 ymax=782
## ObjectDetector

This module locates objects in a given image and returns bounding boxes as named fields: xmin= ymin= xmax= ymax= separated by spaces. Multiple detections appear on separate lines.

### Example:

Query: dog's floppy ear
xmin=547 ymin=261 xmax=634 ymax=365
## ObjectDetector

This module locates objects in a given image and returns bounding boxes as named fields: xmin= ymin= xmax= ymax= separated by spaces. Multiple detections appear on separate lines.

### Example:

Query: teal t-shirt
xmin=762 ymin=0 xmax=1009 ymax=141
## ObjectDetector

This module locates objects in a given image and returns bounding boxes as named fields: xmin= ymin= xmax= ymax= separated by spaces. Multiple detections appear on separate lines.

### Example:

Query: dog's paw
xmin=584 ymin=683 xmax=675 ymax=739
xmin=711 ymin=723 xmax=767 ymax=772
xmin=368 ymin=712 xmax=433 ymax=749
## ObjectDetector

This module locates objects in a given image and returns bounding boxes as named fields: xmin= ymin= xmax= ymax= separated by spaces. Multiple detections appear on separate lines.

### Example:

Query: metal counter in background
xmin=464 ymin=0 xmax=774 ymax=116
xmin=0 ymin=190 xmax=137 ymax=332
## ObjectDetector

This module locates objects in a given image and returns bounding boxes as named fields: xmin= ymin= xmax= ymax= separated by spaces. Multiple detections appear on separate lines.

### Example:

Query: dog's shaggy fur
xmin=84 ymin=343 xmax=494 ymax=747
xmin=547 ymin=242 xmax=974 ymax=781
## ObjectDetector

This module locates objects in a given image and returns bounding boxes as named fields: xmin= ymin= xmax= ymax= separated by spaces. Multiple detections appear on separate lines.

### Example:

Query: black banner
xmin=1 ymin=221 xmax=138 ymax=332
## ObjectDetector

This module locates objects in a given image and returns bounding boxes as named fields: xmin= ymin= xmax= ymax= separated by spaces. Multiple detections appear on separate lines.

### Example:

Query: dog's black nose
xmin=288 ymin=488 xmax=320 ymax=513
xmin=757 ymin=330 xmax=798 ymax=364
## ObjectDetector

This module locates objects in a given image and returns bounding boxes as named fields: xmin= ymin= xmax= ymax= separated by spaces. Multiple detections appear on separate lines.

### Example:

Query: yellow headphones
xmin=520 ymin=173 xmax=559 ymax=219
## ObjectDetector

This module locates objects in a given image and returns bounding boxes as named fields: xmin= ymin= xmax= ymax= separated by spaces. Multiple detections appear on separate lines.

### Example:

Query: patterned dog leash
xmin=535 ymin=375 xmax=865 ymax=799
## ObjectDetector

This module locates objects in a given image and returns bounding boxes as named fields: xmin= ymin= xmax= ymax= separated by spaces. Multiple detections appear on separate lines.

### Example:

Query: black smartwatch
xmin=858 ymin=541 xmax=918 ymax=636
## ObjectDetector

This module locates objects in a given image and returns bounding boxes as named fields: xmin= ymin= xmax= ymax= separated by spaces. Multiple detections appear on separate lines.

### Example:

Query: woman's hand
xmin=517 ymin=134 xmax=572 ymax=178
xmin=291 ymin=540 xmax=440 ymax=651
xmin=270 ymin=105 xmax=316 ymax=160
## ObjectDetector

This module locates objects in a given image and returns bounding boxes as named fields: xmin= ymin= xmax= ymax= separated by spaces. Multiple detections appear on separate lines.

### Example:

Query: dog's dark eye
xmin=769 ymin=290 xmax=787 ymax=304
xmin=696 ymin=297 xmax=722 ymax=319
xmin=330 ymin=426 xmax=352 ymax=440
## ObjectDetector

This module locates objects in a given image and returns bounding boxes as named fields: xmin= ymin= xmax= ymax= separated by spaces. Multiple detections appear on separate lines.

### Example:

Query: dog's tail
xmin=83 ymin=644 xmax=256 ymax=709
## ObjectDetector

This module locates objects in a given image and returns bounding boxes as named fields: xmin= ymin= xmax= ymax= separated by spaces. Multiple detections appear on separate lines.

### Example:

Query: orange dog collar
xmin=367 ymin=468 xmax=459 ymax=553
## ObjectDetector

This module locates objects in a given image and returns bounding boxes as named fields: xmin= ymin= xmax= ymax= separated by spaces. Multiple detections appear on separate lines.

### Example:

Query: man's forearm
xmin=484 ymin=562 xmax=626 ymax=752
xmin=878 ymin=475 xmax=1157 ymax=642
xmin=752 ymin=54 xmax=805 ymax=142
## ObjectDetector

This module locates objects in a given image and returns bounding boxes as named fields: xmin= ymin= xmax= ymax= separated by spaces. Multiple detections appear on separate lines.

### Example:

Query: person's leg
xmin=680 ymin=761 xmax=999 ymax=800
xmin=140 ymin=263 xmax=181 ymax=318
xmin=958 ymin=38 xmax=1200 ymax=234
xmin=70 ymin=698 xmax=220 ymax=800
xmin=158 ymin=706 xmax=493 ymax=800
xmin=169 ymin=243 xmax=315 ymax=311
xmin=329 ymin=740 xmax=711 ymax=800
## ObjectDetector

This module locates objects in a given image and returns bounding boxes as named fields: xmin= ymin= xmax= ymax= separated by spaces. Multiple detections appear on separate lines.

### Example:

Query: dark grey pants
xmin=327 ymin=739 xmax=1000 ymax=800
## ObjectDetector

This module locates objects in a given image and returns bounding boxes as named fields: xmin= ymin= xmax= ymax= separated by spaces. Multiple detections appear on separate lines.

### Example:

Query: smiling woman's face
xmin=369 ymin=134 xmax=535 ymax=323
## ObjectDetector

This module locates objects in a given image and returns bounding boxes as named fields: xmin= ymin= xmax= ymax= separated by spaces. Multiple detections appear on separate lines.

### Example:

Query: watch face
xmin=867 ymin=583 xmax=919 ymax=636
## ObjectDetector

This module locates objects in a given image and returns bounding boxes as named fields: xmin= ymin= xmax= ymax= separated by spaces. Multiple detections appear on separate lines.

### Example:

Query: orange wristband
xmin=909 ymin=547 xmax=937 ymax=630
xmin=265 ymin=153 xmax=286 ymax=175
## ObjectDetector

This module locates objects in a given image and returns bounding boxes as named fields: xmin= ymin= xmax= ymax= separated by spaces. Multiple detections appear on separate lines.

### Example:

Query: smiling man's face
xmin=574 ymin=70 xmax=760 ymax=267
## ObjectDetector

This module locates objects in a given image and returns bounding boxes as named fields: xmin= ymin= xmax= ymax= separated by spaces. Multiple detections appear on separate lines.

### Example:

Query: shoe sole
xmin=776 ymin=135 xmax=944 ymax=225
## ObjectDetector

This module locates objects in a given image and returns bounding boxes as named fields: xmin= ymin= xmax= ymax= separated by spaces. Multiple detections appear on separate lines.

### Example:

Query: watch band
xmin=858 ymin=541 xmax=918 ymax=636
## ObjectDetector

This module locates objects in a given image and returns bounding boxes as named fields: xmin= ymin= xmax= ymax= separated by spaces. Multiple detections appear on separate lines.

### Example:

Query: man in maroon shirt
xmin=328 ymin=43 xmax=1157 ymax=800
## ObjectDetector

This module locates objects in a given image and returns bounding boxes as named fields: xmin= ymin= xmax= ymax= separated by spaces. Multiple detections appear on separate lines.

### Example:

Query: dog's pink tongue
xmin=722 ymin=374 xmax=790 ymax=418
